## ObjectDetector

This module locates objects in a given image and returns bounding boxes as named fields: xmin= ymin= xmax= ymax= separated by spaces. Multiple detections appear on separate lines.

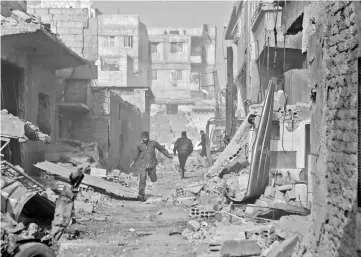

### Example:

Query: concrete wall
xmin=293 ymin=1 xmax=359 ymax=257
xmin=1 ymin=42 xmax=64 ymax=175
xmin=97 ymin=15 xmax=150 ymax=88
xmin=108 ymin=92 xmax=142 ymax=171
xmin=27 ymin=7 xmax=90 ymax=58
xmin=27 ymin=0 xmax=92 ymax=9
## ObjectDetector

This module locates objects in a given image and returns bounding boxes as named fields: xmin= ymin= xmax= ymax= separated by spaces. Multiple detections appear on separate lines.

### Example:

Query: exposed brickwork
xmin=27 ymin=7 xmax=91 ymax=58
xmin=293 ymin=2 xmax=359 ymax=257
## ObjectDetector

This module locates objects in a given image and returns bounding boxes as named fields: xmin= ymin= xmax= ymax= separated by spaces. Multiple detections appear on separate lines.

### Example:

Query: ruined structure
xmin=1 ymin=3 xmax=87 ymax=175
xmin=224 ymin=1 xmax=360 ymax=256
xmin=25 ymin=4 xmax=154 ymax=170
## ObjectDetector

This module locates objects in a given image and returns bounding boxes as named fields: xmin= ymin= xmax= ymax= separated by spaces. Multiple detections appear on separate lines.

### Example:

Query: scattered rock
xmin=74 ymin=200 xmax=94 ymax=214
xmin=187 ymin=220 xmax=201 ymax=232
xmin=129 ymin=228 xmax=135 ymax=233
xmin=220 ymin=240 xmax=261 ymax=257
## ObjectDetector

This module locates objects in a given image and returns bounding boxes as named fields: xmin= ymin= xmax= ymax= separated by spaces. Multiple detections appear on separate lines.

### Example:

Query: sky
xmin=93 ymin=1 xmax=234 ymax=86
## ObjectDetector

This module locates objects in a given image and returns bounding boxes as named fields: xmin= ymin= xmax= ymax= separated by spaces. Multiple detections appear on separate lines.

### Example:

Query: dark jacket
xmin=173 ymin=137 xmax=193 ymax=155
xmin=133 ymin=140 xmax=170 ymax=169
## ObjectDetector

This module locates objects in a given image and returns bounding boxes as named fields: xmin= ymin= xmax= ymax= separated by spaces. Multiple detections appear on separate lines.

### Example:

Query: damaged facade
xmin=224 ymin=1 xmax=360 ymax=256
xmin=1 ymin=3 xmax=87 ymax=175
xmin=24 ymin=5 xmax=153 ymax=170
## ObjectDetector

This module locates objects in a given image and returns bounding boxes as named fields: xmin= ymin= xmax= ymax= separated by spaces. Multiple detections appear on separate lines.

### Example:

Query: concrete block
xmin=74 ymin=200 xmax=94 ymax=213
xmin=53 ymin=14 xmax=71 ymax=21
xmin=49 ymin=9 xmax=62 ymax=15
xmin=276 ymin=185 xmax=293 ymax=192
xmin=69 ymin=28 xmax=83 ymax=35
xmin=57 ymin=27 xmax=70 ymax=34
xmin=59 ymin=34 xmax=76 ymax=41
xmin=75 ymin=35 xmax=83 ymax=41
xmin=266 ymin=234 xmax=299 ymax=257
xmin=220 ymin=240 xmax=261 ymax=257
xmin=34 ymin=8 xmax=49 ymax=16
xmin=284 ymin=189 xmax=297 ymax=203
xmin=264 ymin=186 xmax=276 ymax=197
xmin=187 ymin=220 xmax=200 ymax=232
xmin=274 ymin=190 xmax=285 ymax=201
xmin=40 ymin=15 xmax=53 ymax=24
xmin=75 ymin=21 xmax=85 ymax=28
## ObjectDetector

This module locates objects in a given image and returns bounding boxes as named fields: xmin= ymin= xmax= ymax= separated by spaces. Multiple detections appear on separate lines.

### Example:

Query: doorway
xmin=1 ymin=60 xmax=24 ymax=165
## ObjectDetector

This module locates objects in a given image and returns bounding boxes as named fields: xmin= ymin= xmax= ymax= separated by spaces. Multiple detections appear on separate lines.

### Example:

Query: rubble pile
xmin=1 ymin=9 xmax=51 ymax=32
xmin=0 ymin=212 xmax=58 ymax=255
xmin=1 ymin=109 xmax=51 ymax=143
xmin=44 ymin=138 xmax=106 ymax=168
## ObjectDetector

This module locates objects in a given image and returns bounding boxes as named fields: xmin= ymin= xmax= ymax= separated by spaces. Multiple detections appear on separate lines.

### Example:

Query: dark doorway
xmin=1 ymin=60 xmax=24 ymax=166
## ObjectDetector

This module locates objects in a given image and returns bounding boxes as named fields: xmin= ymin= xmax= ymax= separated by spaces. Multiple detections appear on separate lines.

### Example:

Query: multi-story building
xmin=97 ymin=14 xmax=150 ymax=89
xmin=148 ymin=25 xmax=217 ymax=114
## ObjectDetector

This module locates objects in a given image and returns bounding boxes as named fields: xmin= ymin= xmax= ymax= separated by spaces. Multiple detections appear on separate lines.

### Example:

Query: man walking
xmin=173 ymin=131 xmax=193 ymax=179
xmin=198 ymin=130 xmax=207 ymax=157
xmin=130 ymin=131 xmax=173 ymax=202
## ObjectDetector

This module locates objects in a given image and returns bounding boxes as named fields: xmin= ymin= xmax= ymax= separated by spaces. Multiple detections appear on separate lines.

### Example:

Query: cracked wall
xmin=293 ymin=2 xmax=359 ymax=257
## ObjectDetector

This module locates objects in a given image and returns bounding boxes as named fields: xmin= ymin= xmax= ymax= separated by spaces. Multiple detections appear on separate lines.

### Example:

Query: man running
xmin=130 ymin=131 xmax=173 ymax=202
xmin=173 ymin=131 xmax=193 ymax=179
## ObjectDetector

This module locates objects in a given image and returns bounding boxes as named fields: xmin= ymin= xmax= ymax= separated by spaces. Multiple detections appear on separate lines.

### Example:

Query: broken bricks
xmin=187 ymin=220 xmax=201 ymax=232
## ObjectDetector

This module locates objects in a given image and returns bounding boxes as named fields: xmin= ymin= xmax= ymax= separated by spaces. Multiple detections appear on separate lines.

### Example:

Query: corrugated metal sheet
xmin=1 ymin=162 xmax=55 ymax=222
xmin=34 ymin=161 xmax=137 ymax=198
xmin=245 ymin=79 xmax=275 ymax=200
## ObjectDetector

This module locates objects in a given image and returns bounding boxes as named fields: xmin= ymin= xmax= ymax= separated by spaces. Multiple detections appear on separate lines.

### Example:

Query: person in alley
xmin=130 ymin=131 xmax=173 ymax=202
xmin=198 ymin=130 xmax=207 ymax=157
xmin=173 ymin=131 xmax=193 ymax=179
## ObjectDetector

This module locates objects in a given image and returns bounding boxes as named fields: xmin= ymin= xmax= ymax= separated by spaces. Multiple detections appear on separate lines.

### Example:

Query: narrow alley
xmin=0 ymin=1 xmax=360 ymax=257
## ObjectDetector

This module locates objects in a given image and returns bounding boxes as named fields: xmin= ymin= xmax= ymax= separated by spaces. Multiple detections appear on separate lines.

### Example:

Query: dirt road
xmin=58 ymin=158 xmax=205 ymax=257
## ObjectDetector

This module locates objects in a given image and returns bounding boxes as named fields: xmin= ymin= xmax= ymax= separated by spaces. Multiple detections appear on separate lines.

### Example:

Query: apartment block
xmin=148 ymin=25 xmax=217 ymax=112
xmin=97 ymin=14 xmax=150 ymax=89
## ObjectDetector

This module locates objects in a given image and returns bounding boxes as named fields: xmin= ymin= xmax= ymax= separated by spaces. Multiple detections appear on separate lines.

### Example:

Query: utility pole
xmin=226 ymin=47 xmax=234 ymax=137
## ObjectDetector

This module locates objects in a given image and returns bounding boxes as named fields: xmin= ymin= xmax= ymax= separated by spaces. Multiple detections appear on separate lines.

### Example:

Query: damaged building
xmin=1 ymin=3 xmax=88 ymax=175
xmin=224 ymin=1 xmax=360 ymax=256
xmin=25 ymin=5 xmax=154 ymax=171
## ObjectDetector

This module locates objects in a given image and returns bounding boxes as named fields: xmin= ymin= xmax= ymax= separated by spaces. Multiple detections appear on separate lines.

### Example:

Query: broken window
xmin=101 ymin=58 xmax=119 ymax=71
xmin=170 ymin=42 xmax=184 ymax=53
xmin=37 ymin=93 xmax=51 ymax=135
xmin=151 ymin=42 xmax=159 ymax=53
xmin=102 ymin=36 xmax=115 ymax=48
xmin=152 ymin=70 xmax=158 ymax=80
xmin=124 ymin=36 xmax=133 ymax=48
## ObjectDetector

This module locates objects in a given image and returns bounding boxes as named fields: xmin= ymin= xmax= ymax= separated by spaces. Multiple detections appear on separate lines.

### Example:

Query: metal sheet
xmin=34 ymin=161 xmax=137 ymax=198
xmin=245 ymin=79 xmax=275 ymax=199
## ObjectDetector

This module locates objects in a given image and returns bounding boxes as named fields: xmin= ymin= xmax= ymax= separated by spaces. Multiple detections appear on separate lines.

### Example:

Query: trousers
xmin=138 ymin=167 xmax=157 ymax=197
xmin=178 ymin=152 xmax=189 ymax=178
